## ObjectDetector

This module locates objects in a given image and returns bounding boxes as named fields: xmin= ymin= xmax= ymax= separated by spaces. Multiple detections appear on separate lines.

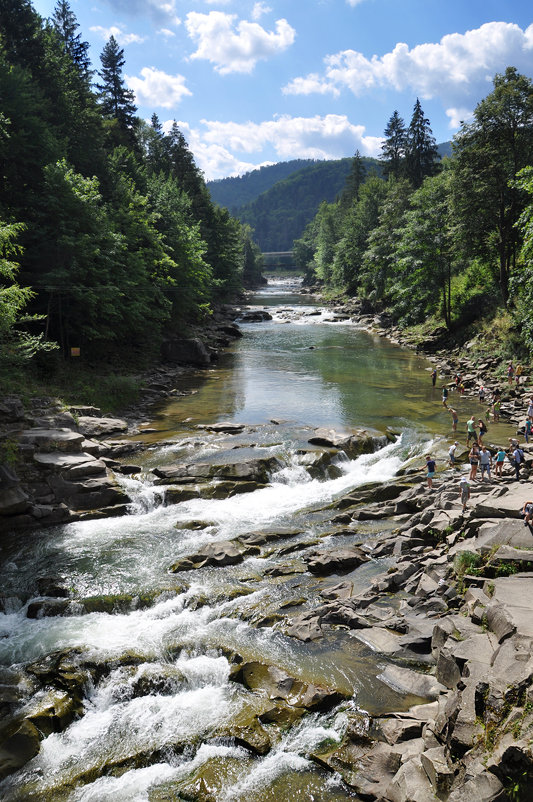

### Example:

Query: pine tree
xmin=381 ymin=110 xmax=407 ymax=179
xmin=52 ymin=0 xmax=91 ymax=82
xmin=96 ymin=35 xmax=136 ymax=132
xmin=405 ymin=99 xmax=438 ymax=188
xmin=340 ymin=150 xmax=366 ymax=207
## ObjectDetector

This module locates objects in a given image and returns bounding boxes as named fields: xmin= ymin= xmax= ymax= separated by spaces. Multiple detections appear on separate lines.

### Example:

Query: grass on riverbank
xmin=0 ymin=356 xmax=145 ymax=414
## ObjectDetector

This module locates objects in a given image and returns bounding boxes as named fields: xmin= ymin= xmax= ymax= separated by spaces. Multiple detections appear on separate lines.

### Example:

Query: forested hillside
xmin=0 ymin=0 xmax=263 ymax=386
xmin=236 ymin=157 xmax=382 ymax=251
xmin=209 ymin=146 xmax=451 ymax=252
xmin=207 ymin=159 xmax=317 ymax=211
xmin=295 ymin=78 xmax=533 ymax=355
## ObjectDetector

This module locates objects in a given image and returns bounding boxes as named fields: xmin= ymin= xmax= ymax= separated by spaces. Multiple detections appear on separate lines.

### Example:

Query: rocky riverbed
xmin=1 ymin=292 xmax=533 ymax=800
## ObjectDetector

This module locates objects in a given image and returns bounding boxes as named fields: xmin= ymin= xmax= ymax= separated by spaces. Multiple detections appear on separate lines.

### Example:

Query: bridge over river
xmin=261 ymin=250 xmax=299 ymax=270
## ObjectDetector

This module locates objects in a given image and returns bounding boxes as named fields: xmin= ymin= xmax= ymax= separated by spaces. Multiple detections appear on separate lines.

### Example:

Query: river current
xmin=0 ymin=279 xmax=490 ymax=801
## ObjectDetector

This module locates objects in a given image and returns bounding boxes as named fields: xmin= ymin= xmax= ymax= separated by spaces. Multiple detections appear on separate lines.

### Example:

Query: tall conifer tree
xmin=52 ymin=0 xmax=91 ymax=82
xmin=96 ymin=35 xmax=136 ymax=132
xmin=381 ymin=110 xmax=407 ymax=179
xmin=340 ymin=150 xmax=366 ymax=207
xmin=405 ymin=99 xmax=438 ymax=188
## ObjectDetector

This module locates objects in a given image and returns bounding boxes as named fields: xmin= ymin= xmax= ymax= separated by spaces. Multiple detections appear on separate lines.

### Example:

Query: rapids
xmin=0 ymin=278 xmax=488 ymax=801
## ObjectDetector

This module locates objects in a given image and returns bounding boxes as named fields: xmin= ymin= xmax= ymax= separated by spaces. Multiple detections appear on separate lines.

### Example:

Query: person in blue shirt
xmin=425 ymin=455 xmax=436 ymax=489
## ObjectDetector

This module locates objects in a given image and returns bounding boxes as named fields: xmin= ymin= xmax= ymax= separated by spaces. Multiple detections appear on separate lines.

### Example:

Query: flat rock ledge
xmin=0 ymin=399 xmax=139 ymax=533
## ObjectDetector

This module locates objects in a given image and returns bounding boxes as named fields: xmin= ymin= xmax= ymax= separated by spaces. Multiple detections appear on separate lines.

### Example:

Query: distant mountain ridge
xmin=207 ymin=159 xmax=318 ymax=211
xmin=207 ymin=144 xmax=452 ymax=251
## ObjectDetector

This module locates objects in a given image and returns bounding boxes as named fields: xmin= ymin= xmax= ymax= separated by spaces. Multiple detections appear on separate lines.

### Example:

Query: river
xmin=0 ymin=279 xmax=492 ymax=801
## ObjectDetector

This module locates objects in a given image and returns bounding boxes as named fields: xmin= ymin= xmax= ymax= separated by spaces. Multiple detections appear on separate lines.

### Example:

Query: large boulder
xmin=169 ymin=539 xmax=258 ymax=572
xmin=154 ymin=455 xmax=281 ymax=485
xmin=308 ymin=427 xmax=387 ymax=458
xmin=161 ymin=337 xmax=211 ymax=366
xmin=306 ymin=546 xmax=369 ymax=575
xmin=76 ymin=417 xmax=128 ymax=438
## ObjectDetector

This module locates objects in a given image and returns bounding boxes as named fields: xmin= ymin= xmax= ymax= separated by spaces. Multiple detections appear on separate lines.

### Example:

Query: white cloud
xmin=445 ymin=107 xmax=475 ymax=129
xmin=167 ymin=114 xmax=382 ymax=179
xmin=284 ymin=21 xmax=533 ymax=119
xmin=185 ymin=11 xmax=296 ymax=74
xmin=252 ymin=2 xmax=272 ymax=20
xmin=158 ymin=28 xmax=176 ymax=38
xmin=126 ymin=68 xmax=192 ymax=108
xmin=90 ymin=25 xmax=145 ymax=45
xmin=346 ymin=0 xmax=367 ymax=5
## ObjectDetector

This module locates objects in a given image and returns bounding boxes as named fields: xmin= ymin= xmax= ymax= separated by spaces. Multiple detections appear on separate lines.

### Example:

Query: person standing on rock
xmin=527 ymin=396 xmax=533 ymax=422
xmin=459 ymin=476 xmax=470 ymax=512
xmin=507 ymin=362 xmax=514 ymax=385
xmin=449 ymin=441 xmax=459 ymax=468
xmin=525 ymin=419 xmax=532 ymax=444
xmin=477 ymin=418 xmax=488 ymax=446
xmin=512 ymin=444 xmax=524 ymax=480
xmin=479 ymin=446 xmax=492 ymax=482
xmin=466 ymin=416 xmax=477 ymax=446
xmin=495 ymin=447 xmax=507 ymax=477
xmin=469 ymin=443 xmax=480 ymax=481
xmin=425 ymin=455 xmax=436 ymax=489
xmin=515 ymin=364 xmax=523 ymax=385
xmin=478 ymin=385 xmax=485 ymax=404
xmin=449 ymin=407 xmax=459 ymax=432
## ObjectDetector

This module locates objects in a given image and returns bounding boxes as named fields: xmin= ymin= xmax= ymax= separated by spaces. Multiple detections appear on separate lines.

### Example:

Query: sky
xmin=32 ymin=0 xmax=533 ymax=181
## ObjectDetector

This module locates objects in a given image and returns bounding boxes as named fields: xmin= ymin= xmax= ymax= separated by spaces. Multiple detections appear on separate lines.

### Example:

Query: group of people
xmin=425 ymin=365 xmax=530 ymax=513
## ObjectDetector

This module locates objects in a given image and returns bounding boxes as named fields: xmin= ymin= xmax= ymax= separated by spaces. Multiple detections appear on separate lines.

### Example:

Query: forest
xmin=0 ymin=0 xmax=263 ymax=392
xmin=295 ymin=72 xmax=533 ymax=356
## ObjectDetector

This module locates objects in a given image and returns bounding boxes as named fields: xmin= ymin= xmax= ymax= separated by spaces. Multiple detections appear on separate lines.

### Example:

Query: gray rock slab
xmin=447 ymin=770 xmax=504 ymax=802
xmin=19 ymin=428 xmax=85 ymax=453
xmin=76 ymin=417 xmax=128 ymax=437
xmin=484 ymin=575 xmax=533 ymax=639
xmin=378 ymin=665 xmax=446 ymax=700
xmin=353 ymin=627 xmax=402 ymax=654
xmin=384 ymin=755 xmax=437 ymax=802
xmin=33 ymin=452 xmax=100 ymax=470
xmin=420 ymin=746 xmax=453 ymax=795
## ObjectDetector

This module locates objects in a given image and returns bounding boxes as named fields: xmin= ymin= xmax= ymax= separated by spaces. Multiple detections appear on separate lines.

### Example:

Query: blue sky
xmin=32 ymin=0 xmax=533 ymax=180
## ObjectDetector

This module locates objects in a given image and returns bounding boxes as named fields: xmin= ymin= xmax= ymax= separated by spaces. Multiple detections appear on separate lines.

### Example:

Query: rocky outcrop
xmin=0 ymin=399 xmax=133 ymax=533
xmin=161 ymin=337 xmax=212 ymax=366
xmin=308 ymin=426 xmax=388 ymax=458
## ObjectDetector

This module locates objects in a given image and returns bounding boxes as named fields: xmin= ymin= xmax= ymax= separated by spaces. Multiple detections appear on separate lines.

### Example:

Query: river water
xmin=0 ymin=279 xmax=490 ymax=801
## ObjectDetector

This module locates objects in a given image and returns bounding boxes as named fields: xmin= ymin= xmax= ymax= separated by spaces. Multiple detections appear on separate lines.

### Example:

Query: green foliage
xmin=451 ymin=67 xmax=533 ymax=305
xmin=405 ymin=98 xmax=439 ymax=188
xmin=381 ymin=110 xmax=407 ymax=179
xmin=237 ymin=157 xmax=383 ymax=251
xmin=0 ymin=1 xmax=246 ymax=376
xmin=331 ymin=175 xmax=388 ymax=293
xmin=0 ymin=221 xmax=58 ymax=365
xmin=514 ymin=167 xmax=533 ymax=352
xmin=392 ymin=171 xmax=455 ymax=326
xmin=96 ymin=35 xmax=136 ymax=138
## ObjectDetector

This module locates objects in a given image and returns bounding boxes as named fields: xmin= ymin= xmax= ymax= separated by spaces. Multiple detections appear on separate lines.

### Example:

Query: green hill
xmin=208 ymin=144 xmax=452 ymax=251
xmin=207 ymin=159 xmax=317 ymax=211
xmin=235 ymin=156 xmax=382 ymax=251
